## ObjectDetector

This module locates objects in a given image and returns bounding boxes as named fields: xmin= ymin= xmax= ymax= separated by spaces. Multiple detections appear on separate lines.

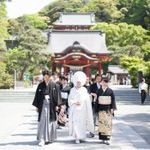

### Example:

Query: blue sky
xmin=6 ymin=0 xmax=55 ymax=18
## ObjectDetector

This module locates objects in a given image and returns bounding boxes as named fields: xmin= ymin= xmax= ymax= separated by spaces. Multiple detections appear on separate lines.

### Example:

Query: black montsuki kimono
xmin=60 ymin=84 xmax=71 ymax=107
xmin=32 ymin=81 xmax=62 ymax=122
xmin=96 ymin=87 xmax=117 ymax=141
xmin=96 ymin=87 xmax=116 ymax=112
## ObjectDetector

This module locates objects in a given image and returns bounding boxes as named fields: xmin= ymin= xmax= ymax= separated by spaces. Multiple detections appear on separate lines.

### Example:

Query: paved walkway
xmin=0 ymin=86 xmax=149 ymax=150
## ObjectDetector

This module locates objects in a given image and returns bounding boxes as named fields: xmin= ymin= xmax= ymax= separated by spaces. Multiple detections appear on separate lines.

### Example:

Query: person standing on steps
xmin=139 ymin=78 xmax=148 ymax=104
xmin=32 ymin=70 xmax=62 ymax=146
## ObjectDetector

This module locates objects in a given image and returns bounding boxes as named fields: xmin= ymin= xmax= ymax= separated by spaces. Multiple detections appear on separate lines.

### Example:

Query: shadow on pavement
xmin=11 ymin=133 xmax=36 ymax=137
xmin=0 ymin=141 xmax=37 ymax=146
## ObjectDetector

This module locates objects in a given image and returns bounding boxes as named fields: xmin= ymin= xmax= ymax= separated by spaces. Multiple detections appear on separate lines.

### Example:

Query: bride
xmin=68 ymin=71 xmax=94 ymax=144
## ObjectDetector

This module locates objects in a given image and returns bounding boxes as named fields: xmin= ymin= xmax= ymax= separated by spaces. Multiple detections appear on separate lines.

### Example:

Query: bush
xmin=0 ymin=62 xmax=13 ymax=89
xmin=131 ymin=76 xmax=138 ymax=88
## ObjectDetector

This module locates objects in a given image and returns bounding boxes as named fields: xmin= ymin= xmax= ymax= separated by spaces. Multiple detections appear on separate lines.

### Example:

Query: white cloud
xmin=6 ymin=0 xmax=55 ymax=18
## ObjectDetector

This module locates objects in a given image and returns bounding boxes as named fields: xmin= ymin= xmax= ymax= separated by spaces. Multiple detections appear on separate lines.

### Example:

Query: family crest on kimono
xmin=32 ymin=70 xmax=62 ymax=146
xmin=96 ymin=77 xmax=117 ymax=145
xmin=68 ymin=71 xmax=94 ymax=144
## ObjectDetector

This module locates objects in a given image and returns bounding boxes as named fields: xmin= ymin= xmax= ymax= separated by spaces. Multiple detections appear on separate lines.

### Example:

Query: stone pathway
xmin=0 ymin=103 xmax=149 ymax=150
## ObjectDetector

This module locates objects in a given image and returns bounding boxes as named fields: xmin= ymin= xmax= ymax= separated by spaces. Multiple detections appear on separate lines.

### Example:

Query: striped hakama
xmin=37 ymin=99 xmax=57 ymax=143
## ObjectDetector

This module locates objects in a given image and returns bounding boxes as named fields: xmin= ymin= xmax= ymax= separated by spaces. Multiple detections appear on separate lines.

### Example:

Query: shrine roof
xmin=53 ymin=12 xmax=96 ymax=26
xmin=48 ymin=30 xmax=109 ymax=54
xmin=108 ymin=65 xmax=128 ymax=74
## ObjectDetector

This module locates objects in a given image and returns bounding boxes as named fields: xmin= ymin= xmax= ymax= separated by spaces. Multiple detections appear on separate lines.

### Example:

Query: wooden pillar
xmin=58 ymin=65 xmax=61 ymax=74
xmin=52 ymin=62 xmax=56 ymax=73
xmin=98 ymin=62 xmax=102 ymax=75
xmin=84 ymin=66 xmax=90 ymax=77
xmin=66 ymin=67 xmax=70 ymax=74
xmin=63 ymin=66 xmax=69 ymax=75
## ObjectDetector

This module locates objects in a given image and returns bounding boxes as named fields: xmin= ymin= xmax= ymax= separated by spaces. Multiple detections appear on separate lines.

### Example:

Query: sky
xmin=6 ymin=0 xmax=56 ymax=18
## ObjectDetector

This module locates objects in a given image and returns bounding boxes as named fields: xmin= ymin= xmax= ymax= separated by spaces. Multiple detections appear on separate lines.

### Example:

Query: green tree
xmin=0 ymin=1 xmax=9 ymax=51
xmin=92 ymin=22 xmax=148 ymax=46
xmin=0 ymin=62 xmax=13 ymax=89
xmin=92 ymin=22 xmax=149 ymax=63
xmin=5 ymin=28 xmax=47 ymax=80
xmin=25 ymin=14 xmax=48 ymax=30
xmin=120 ymin=56 xmax=145 ymax=87
xmin=5 ymin=48 xmax=27 ymax=80
xmin=81 ymin=0 xmax=123 ymax=22
xmin=143 ymin=61 xmax=150 ymax=89
xmin=119 ymin=0 xmax=150 ymax=30
xmin=37 ymin=0 xmax=150 ymax=29
xmin=8 ymin=14 xmax=48 ymax=37
xmin=8 ymin=16 xmax=32 ymax=40
xmin=40 ymin=0 xmax=85 ymax=25
xmin=7 ymin=15 xmax=51 ymax=80
xmin=120 ymin=56 xmax=150 ymax=87
xmin=141 ymin=42 xmax=150 ymax=61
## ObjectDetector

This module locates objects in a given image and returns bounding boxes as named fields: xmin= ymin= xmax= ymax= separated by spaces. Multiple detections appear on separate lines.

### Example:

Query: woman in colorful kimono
xmin=68 ymin=71 xmax=94 ymax=144
xmin=32 ymin=70 xmax=62 ymax=146
xmin=96 ymin=77 xmax=116 ymax=145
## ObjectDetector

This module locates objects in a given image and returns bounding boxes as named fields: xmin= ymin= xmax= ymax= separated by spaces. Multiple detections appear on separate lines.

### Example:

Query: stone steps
xmin=0 ymin=90 xmax=35 ymax=102
xmin=0 ymin=87 xmax=149 ymax=104
xmin=113 ymin=88 xmax=150 ymax=104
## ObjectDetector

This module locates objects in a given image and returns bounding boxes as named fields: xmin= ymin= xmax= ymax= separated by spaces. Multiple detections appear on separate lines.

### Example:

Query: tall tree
xmin=25 ymin=14 xmax=48 ymax=30
xmin=119 ymin=0 xmax=150 ymax=30
xmin=92 ymin=22 xmax=149 ymax=63
xmin=40 ymin=0 xmax=85 ymax=25
xmin=7 ymin=15 xmax=50 ymax=80
xmin=0 ymin=1 xmax=9 ymax=51
xmin=141 ymin=41 xmax=150 ymax=61
xmin=5 ymin=28 xmax=47 ymax=80
xmin=0 ymin=61 xmax=13 ymax=89
xmin=120 ymin=56 xmax=145 ymax=87
xmin=81 ymin=0 xmax=123 ymax=22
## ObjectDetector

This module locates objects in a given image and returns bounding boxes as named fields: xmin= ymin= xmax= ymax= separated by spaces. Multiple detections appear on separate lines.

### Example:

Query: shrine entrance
xmin=48 ymin=13 xmax=111 ymax=76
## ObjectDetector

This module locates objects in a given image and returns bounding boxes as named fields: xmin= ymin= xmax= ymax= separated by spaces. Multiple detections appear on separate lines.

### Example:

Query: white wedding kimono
xmin=68 ymin=86 xmax=94 ymax=140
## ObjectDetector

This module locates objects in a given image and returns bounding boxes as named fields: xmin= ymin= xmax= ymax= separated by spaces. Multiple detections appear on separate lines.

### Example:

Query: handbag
xmin=98 ymin=96 xmax=111 ymax=105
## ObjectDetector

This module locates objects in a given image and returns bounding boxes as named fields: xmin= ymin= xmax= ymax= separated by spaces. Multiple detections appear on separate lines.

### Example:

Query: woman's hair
xmin=42 ymin=70 xmax=52 ymax=76
xmin=102 ymin=77 xmax=109 ymax=83
xmin=95 ymin=74 xmax=102 ymax=79
xmin=141 ymin=78 xmax=145 ymax=82
xmin=61 ymin=76 xmax=68 ymax=81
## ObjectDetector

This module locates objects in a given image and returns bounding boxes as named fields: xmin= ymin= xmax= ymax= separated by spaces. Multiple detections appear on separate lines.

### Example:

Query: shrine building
xmin=48 ymin=13 xmax=111 ymax=77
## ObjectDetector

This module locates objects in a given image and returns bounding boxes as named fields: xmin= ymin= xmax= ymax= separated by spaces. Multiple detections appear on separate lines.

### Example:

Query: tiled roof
xmin=108 ymin=65 xmax=128 ymax=74
xmin=54 ymin=13 xmax=96 ymax=26
xmin=48 ymin=30 xmax=109 ymax=54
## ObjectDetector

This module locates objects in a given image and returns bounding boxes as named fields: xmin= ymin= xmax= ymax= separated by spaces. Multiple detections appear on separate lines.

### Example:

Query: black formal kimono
xmin=32 ymin=81 xmax=62 ymax=143
xmin=89 ymin=82 xmax=101 ymax=125
xmin=60 ymin=84 xmax=71 ymax=108
xmin=32 ymin=81 xmax=62 ymax=121
xmin=57 ymin=84 xmax=71 ymax=126
xmin=84 ymin=83 xmax=91 ymax=93
xmin=96 ymin=87 xmax=116 ymax=141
